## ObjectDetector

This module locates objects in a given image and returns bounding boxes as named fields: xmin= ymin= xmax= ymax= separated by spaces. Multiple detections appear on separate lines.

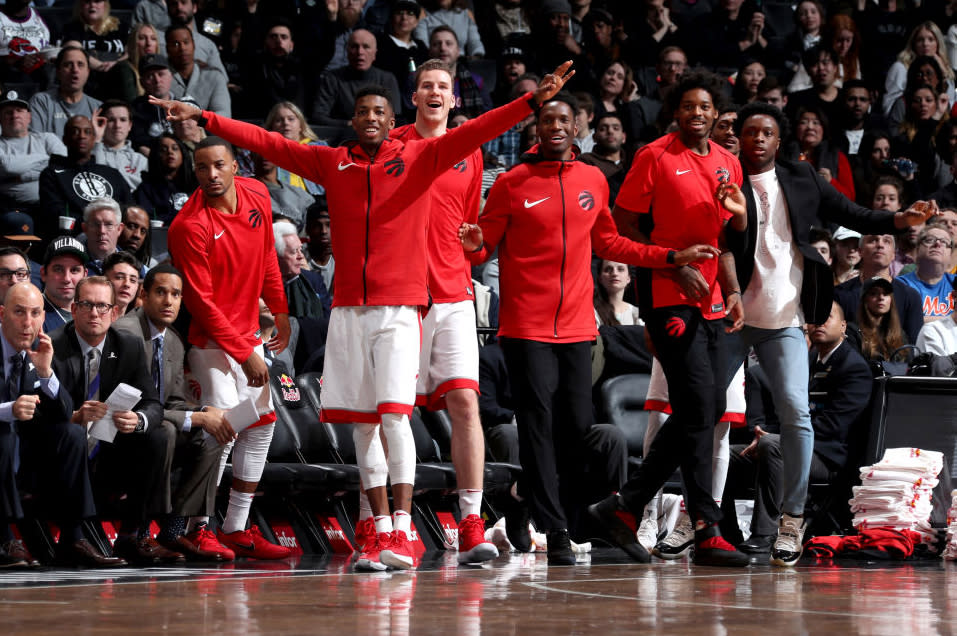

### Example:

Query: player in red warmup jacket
xmin=152 ymin=61 xmax=575 ymax=571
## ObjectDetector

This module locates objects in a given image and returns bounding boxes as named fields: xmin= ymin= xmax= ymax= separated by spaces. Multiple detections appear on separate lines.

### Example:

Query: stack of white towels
xmin=943 ymin=491 xmax=957 ymax=559
xmin=850 ymin=447 xmax=943 ymax=544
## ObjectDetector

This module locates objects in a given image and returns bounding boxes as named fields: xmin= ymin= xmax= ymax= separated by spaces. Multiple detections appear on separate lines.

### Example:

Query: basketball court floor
xmin=1 ymin=549 xmax=951 ymax=634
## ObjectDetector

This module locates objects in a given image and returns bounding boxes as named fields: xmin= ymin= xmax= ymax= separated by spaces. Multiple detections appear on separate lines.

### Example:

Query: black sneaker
xmin=587 ymin=494 xmax=650 ymax=563
xmin=770 ymin=514 xmax=805 ymax=567
xmin=0 ymin=546 xmax=27 ymax=569
xmin=546 ymin=529 xmax=576 ymax=566
xmin=738 ymin=533 xmax=774 ymax=555
xmin=503 ymin=495 xmax=532 ymax=552
xmin=652 ymin=512 xmax=694 ymax=560
xmin=693 ymin=524 xmax=749 ymax=567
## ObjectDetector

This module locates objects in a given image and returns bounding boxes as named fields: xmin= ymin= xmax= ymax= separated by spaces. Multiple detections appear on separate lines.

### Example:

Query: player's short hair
xmin=75 ymin=275 xmax=115 ymax=305
xmin=103 ymin=250 xmax=142 ymax=277
xmin=354 ymin=86 xmax=394 ymax=113
xmin=195 ymin=135 xmax=235 ymax=159
xmin=541 ymin=91 xmax=578 ymax=116
xmin=413 ymin=59 xmax=453 ymax=89
xmin=143 ymin=263 xmax=183 ymax=292
xmin=733 ymin=101 xmax=790 ymax=140
xmin=666 ymin=69 xmax=728 ymax=116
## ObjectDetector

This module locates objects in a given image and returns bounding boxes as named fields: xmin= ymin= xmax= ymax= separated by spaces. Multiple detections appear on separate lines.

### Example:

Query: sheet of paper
xmin=225 ymin=397 xmax=260 ymax=434
xmin=88 ymin=383 xmax=142 ymax=443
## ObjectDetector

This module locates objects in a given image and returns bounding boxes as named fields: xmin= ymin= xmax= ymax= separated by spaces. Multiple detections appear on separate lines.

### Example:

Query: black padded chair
xmin=601 ymin=373 xmax=652 ymax=472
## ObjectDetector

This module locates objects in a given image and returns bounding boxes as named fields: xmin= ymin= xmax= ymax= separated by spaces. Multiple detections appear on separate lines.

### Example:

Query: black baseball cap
xmin=862 ymin=276 xmax=894 ymax=295
xmin=0 ymin=211 xmax=40 ymax=241
xmin=44 ymin=236 xmax=88 ymax=265
xmin=0 ymin=89 xmax=29 ymax=110
xmin=139 ymin=54 xmax=169 ymax=73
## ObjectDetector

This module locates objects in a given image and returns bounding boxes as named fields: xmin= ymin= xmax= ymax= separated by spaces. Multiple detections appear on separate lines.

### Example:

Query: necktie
xmin=7 ymin=353 xmax=22 ymax=404
xmin=152 ymin=335 xmax=164 ymax=399
xmin=86 ymin=348 xmax=101 ymax=401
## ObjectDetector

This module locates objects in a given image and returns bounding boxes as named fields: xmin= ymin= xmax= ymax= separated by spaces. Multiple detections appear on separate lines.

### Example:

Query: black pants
xmin=501 ymin=338 xmax=593 ymax=532
xmin=618 ymin=306 xmax=726 ymax=524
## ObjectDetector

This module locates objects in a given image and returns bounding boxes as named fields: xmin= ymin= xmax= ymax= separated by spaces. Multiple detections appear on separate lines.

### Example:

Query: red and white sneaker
xmin=217 ymin=525 xmax=292 ymax=560
xmin=379 ymin=530 xmax=415 ymax=570
xmin=354 ymin=520 xmax=388 ymax=572
xmin=184 ymin=525 xmax=235 ymax=561
xmin=457 ymin=514 xmax=499 ymax=564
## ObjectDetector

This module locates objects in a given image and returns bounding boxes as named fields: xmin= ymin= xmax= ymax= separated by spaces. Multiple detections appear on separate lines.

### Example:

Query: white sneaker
xmin=637 ymin=518 xmax=659 ymax=552
xmin=770 ymin=513 xmax=805 ymax=567
xmin=652 ymin=512 xmax=694 ymax=560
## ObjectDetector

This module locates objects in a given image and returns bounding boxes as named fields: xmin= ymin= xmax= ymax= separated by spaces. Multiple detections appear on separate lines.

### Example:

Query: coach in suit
xmin=712 ymin=101 xmax=934 ymax=566
xmin=51 ymin=276 xmax=177 ymax=565
xmin=0 ymin=283 xmax=125 ymax=567
xmin=114 ymin=264 xmax=235 ymax=561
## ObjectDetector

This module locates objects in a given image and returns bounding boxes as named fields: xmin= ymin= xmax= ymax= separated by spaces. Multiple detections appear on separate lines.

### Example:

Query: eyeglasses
xmin=0 ymin=268 xmax=29 ymax=282
xmin=75 ymin=300 xmax=114 ymax=314
xmin=88 ymin=221 xmax=117 ymax=231
xmin=920 ymin=237 xmax=953 ymax=248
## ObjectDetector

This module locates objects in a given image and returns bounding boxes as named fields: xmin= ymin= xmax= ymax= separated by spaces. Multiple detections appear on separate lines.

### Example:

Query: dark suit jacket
xmin=808 ymin=341 xmax=873 ymax=470
xmin=726 ymin=159 xmax=899 ymax=324
xmin=51 ymin=324 xmax=162 ymax=431
xmin=113 ymin=308 xmax=195 ymax=429
xmin=6 ymin=346 xmax=73 ymax=428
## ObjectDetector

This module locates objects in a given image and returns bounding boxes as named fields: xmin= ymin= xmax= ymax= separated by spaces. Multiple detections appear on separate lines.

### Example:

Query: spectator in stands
xmin=693 ymin=0 xmax=773 ymax=72
xmin=787 ymin=46 xmax=843 ymax=134
xmin=315 ymin=0 xmax=370 ymax=73
xmin=170 ymin=95 xmax=205 ymax=154
xmin=809 ymin=227 xmax=833 ymax=265
xmin=581 ymin=7 xmax=624 ymax=74
xmin=131 ymin=54 xmax=175 ymax=155
xmin=41 ymin=236 xmax=87 ymax=338
xmin=755 ymin=75 xmax=787 ymax=111
xmin=835 ymin=80 xmax=884 ymax=158
xmin=571 ymin=91 xmax=594 ymax=154
xmin=887 ymin=55 xmax=949 ymax=131
xmin=52 ymin=275 xmax=176 ymax=566
xmin=119 ymin=204 xmax=156 ymax=268
xmin=594 ymin=260 xmax=639 ymax=326
xmin=834 ymin=233 xmax=924 ymax=344
xmin=785 ymin=105 xmax=855 ymax=201
xmin=114 ymin=263 xmax=237 ymax=562
xmin=593 ymin=59 xmax=659 ymax=147
xmin=736 ymin=301 xmax=872 ymax=555
xmin=61 ymin=0 xmax=131 ymax=101
xmin=253 ymin=153 xmax=314 ymax=230
xmin=0 ymin=245 xmax=31 ymax=302
xmin=29 ymin=47 xmax=103 ymax=138
xmin=264 ymin=102 xmax=326 ymax=196
xmin=166 ymin=25 xmax=230 ymax=118
xmin=882 ymin=22 xmax=954 ymax=120
xmin=0 ymin=0 xmax=52 ymax=89
xmin=304 ymin=201 xmax=333 ymax=297
xmin=374 ymin=1 xmax=429 ymax=118
xmin=93 ymin=100 xmax=148 ymax=190
xmin=82 ymin=197 xmax=124 ymax=275
xmin=731 ymin=59 xmax=765 ymax=106
xmin=166 ymin=0 xmax=226 ymax=75
xmin=415 ymin=0 xmax=485 ymax=58
xmin=0 ymin=89 xmax=66 ymax=211
xmin=242 ymin=19 xmax=306 ymax=118
xmin=916 ymin=277 xmax=957 ymax=354
xmin=927 ymin=209 xmax=957 ymax=274
xmin=867 ymin=176 xmax=917 ymax=278
xmin=580 ymin=112 xmax=627 ymax=185
xmin=829 ymin=14 xmax=863 ymax=87
xmin=530 ymin=0 xmax=593 ymax=95
xmin=483 ymin=74 xmax=537 ymax=169
xmin=784 ymin=0 xmax=825 ymax=93
xmin=313 ymin=28 xmax=401 ymax=127
xmin=134 ymin=133 xmax=195 ymax=226
xmin=629 ymin=0 xmax=685 ymax=70
xmin=853 ymin=131 xmax=916 ymax=207
xmin=711 ymin=108 xmax=739 ymax=156
xmin=37 ymin=115 xmax=131 ymax=243
xmin=273 ymin=221 xmax=330 ymax=321
xmin=832 ymin=226 xmax=861 ymax=284
xmin=857 ymin=276 xmax=909 ymax=362
xmin=898 ymin=226 xmax=956 ymax=321
xmin=490 ymin=44 xmax=528 ymax=107
xmin=133 ymin=0 xmax=170 ymax=34
xmin=474 ymin=0 xmax=532 ymax=61
xmin=892 ymin=83 xmax=951 ymax=197
xmin=428 ymin=24 xmax=492 ymax=116
xmin=103 ymin=250 xmax=141 ymax=315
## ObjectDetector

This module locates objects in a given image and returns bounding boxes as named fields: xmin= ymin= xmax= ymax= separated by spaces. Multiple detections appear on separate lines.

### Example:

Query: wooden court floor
xmin=0 ymin=549 xmax=953 ymax=635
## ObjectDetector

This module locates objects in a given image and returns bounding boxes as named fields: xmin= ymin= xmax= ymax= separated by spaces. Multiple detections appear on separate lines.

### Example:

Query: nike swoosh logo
xmin=675 ymin=169 xmax=691 ymax=175
xmin=524 ymin=197 xmax=550 ymax=208
xmin=54 ymin=169 xmax=64 ymax=173
xmin=214 ymin=231 xmax=225 ymax=239
xmin=338 ymin=161 xmax=357 ymax=171
xmin=236 ymin=542 xmax=255 ymax=551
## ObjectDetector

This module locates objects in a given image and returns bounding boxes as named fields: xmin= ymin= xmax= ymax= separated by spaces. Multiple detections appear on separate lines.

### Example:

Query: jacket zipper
xmin=363 ymin=159 xmax=373 ymax=305
xmin=554 ymin=161 xmax=567 ymax=338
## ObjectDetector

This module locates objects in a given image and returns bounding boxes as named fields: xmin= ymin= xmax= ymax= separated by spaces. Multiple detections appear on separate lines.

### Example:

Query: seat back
xmin=419 ymin=409 xmax=453 ymax=459
xmin=411 ymin=409 xmax=443 ymax=463
xmin=601 ymin=373 xmax=652 ymax=458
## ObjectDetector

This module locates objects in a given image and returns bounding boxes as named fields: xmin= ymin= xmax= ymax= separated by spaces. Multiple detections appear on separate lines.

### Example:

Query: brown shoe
xmin=160 ymin=533 xmax=233 ymax=562
xmin=115 ymin=536 xmax=185 ymax=565
xmin=4 ymin=539 xmax=39 ymax=567
xmin=60 ymin=539 xmax=128 ymax=568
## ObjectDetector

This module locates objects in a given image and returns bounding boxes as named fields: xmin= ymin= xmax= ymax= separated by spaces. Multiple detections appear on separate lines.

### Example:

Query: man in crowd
xmin=93 ymin=100 xmax=148 ymax=191
xmin=131 ymin=55 xmax=176 ymax=155
xmin=580 ymin=112 xmax=627 ymax=183
xmin=41 ymin=236 xmax=87 ymax=333
xmin=0 ymin=89 xmax=66 ymax=211
xmin=166 ymin=25 xmax=231 ymax=118
xmin=102 ymin=251 xmax=141 ymax=316
xmin=273 ymin=221 xmax=330 ymax=321
xmin=166 ymin=0 xmax=226 ymax=75
xmin=28 ymin=47 xmax=101 ymax=138
xmin=304 ymin=201 xmax=334 ymax=298
xmin=898 ymin=226 xmax=956 ymax=321
xmin=82 ymin=197 xmax=125 ymax=276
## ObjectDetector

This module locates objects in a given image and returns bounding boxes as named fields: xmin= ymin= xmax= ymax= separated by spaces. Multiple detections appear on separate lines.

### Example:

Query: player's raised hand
xmin=672 ymin=244 xmax=721 ymax=266
xmin=148 ymin=95 xmax=203 ymax=123
xmin=894 ymin=199 xmax=939 ymax=228
xmin=459 ymin=223 xmax=484 ymax=252
xmin=534 ymin=61 xmax=576 ymax=105
xmin=716 ymin=182 xmax=747 ymax=220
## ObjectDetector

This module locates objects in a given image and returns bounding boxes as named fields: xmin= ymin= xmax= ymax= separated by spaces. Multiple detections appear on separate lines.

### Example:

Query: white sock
xmin=358 ymin=490 xmax=373 ymax=521
xmin=459 ymin=489 xmax=482 ymax=518
xmin=222 ymin=490 xmax=253 ymax=534
xmin=394 ymin=510 xmax=411 ymax=534
xmin=187 ymin=516 xmax=209 ymax=533
xmin=374 ymin=515 xmax=393 ymax=534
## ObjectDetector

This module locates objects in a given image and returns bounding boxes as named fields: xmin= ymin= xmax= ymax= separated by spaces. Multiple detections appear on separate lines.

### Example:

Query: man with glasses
xmin=40 ymin=236 xmax=87 ymax=333
xmin=52 ymin=276 xmax=179 ymax=565
xmin=81 ymin=198 xmax=124 ymax=276
xmin=898 ymin=226 xmax=957 ymax=321
xmin=0 ymin=246 xmax=32 ymax=303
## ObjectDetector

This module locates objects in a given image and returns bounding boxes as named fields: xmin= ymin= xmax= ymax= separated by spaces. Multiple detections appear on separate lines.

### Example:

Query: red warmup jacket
xmin=168 ymin=176 xmax=288 ymax=363
xmin=201 ymin=94 xmax=534 ymax=308
xmin=473 ymin=146 xmax=674 ymax=343
xmin=391 ymin=123 xmax=482 ymax=305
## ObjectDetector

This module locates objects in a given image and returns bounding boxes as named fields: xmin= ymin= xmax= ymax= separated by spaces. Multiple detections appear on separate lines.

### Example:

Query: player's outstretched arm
xmin=533 ymin=61 xmax=576 ymax=105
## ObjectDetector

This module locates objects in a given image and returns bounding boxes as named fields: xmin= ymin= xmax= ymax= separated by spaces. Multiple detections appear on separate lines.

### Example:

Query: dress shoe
xmin=114 ymin=535 xmax=185 ymax=565
xmin=0 ymin=545 xmax=27 ymax=568
xmin=546 ymin=529 xmax=576 ymax=566
xmin=4 ymin=539 xmax=39 ymax=567
xmin=739 ymin=533 xmax=775 ymax=555
xmin=59 ymin=539 xmax=128 ymax=568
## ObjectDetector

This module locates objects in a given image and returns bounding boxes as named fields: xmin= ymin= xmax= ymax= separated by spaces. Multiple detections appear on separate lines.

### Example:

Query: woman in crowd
xmin=883 ymin=21 xmax=954 ymax=117
xmin=594 ymin=260 xmax=640 ymax=327
xmin=123 ymin=22 xmax=160 ymax=101
xmin=786 ymin=0 xmax=826 ymax=92
xmin=133 ymin=133 xmax=196 ymax=226
xmin=887 ymin=55 xmax=950 ymax=130
xmin=264 ymin=101 xmax=327 ymax=196
xmin=893 ymin=83 xmax=951 ymax=197
xmin=731 ymin=59 xmax=766 ymax=106
xmin=786 ymin=105 xmax=855 ymax=200
xmin=858 ymin=277 xmax=909 ymax=363
xmin=592 ymin=60 xmax=659 ymax=145
xmin=61 ymin=0 xmax=130 ymax=100
xmin=828 ymin=14 xmax=862 ymax=86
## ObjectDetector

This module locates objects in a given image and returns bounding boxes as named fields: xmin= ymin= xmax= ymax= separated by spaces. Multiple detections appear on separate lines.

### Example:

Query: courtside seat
xmin=601 ymin=373 xmax=652 ymax=474
xmin=410 ymin=410 xmax=458 ymax=492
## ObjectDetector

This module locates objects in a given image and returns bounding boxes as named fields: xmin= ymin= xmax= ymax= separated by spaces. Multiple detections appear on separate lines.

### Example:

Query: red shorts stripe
xmin=423 ymin=378 xmax=480 ymax=411
xmin=249 ymin=411 xmax=277 ymax=429
xmin=377 ymin=402 xmax=414 ymax=417
xmin=321 ymin=408 xmax=382 ymax=424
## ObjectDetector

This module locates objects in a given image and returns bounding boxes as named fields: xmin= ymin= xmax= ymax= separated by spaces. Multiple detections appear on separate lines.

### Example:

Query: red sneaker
xmin=379 ymin=530 xmax=415 ymax=570
xmin=184 ymin=525 xmax=235 ymax=561
xmin=354 ymin=518 xmax=376 ymax=555
xmin=355 ymin=525 xmax=388 ymax=572
xmin=217 ymin=525 xmax=292 ymax=560
xmin=457 ymin=514 xmax=499 ymax=564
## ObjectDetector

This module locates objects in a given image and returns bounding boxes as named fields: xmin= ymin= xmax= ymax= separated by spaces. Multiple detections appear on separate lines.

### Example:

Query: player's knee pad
xmin=353 ymin=423 xmax=388 ymax=489
xmin=381 ymin=413 xmax=415 ymax=486
xmin=232 ymin=424 xmax=274 ymax=482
